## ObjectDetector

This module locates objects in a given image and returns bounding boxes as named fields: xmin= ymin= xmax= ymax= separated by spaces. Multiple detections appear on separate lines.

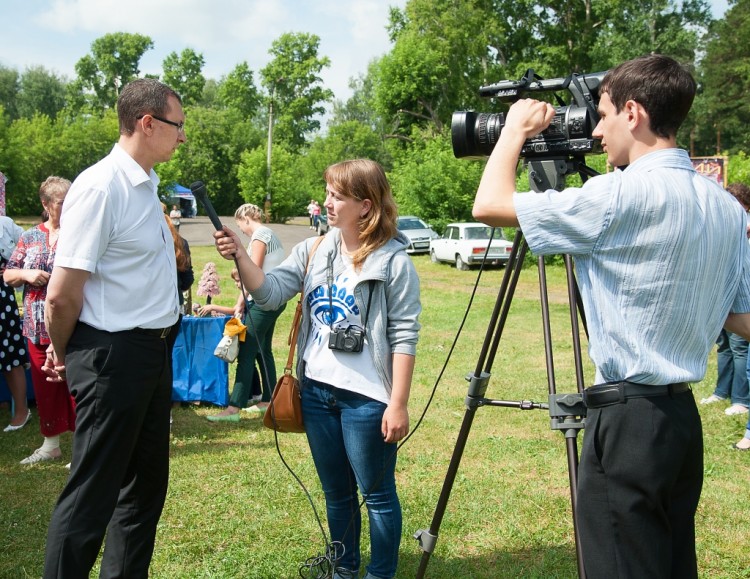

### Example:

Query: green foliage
xmin=308 ymin=121 xmax=388 ymax=170
xmin=727 ymin=150 xmax=750 ymax=185
xmin=589 ymin=0 xmax=711 ymax=70
xmin=377 ymin=0 xmax=499 ymax=138
xmin=216 ymin=62 xmax=261 ymax=118
xmin=0 ymin=66 xmax=20 ymax=120
xmin=697 ymin=0 xmax=750 ymax=155
xmin=1 ymin=108 xmax=118 ymax=215
xmin=0 ymin=65 xmax=67 ymax=122
xmin=160 ymin=106 xmax=262 ymax=215
xmin=72 ymin=32 xmax=154 ymax=112
xmin=260 ymin=32 xmax=334 ymax=151
xmin=3 ymin=114 xmax=57 ymax=215
xmin=53 ymin=109 xmax=119 ymax=180
xmin=389 ymin=133 xmax=486 ymax=232
xmin=236 ymin=145 xmax=307 ymax=222
xmin=162 ymin=49 xmax=206 ymax=106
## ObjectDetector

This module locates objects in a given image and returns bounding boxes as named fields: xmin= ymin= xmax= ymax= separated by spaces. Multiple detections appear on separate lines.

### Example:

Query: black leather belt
xmin=583 ymin=381 xmax=690 ymax=409
xmin=132 ymin=327 xmax=171 ymax=339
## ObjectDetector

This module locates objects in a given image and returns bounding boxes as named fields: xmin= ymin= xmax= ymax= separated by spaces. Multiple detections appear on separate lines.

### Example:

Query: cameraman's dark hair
xmin=117 ymin=78 xmax=182 ymax=136
xmin=599 ymin=54 xmax=696 ymax=138
xmin=727 ymin=182 xmax=750 ymax=211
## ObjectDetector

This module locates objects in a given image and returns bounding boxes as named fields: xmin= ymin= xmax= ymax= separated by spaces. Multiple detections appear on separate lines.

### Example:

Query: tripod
xmin=414 ymin=158 xmax=597 ymax=579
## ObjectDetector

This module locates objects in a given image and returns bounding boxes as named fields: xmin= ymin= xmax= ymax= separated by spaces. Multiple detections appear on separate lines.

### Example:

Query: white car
xmin=398 ymin=215 xmax=438 ymax=254
xmin=430 ymin=222 xmax=513 ymax=270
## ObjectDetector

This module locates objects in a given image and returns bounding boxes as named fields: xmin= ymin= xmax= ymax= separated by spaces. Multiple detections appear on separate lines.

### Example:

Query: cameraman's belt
xmin=583 ymin=381 xmax=690 ymax=409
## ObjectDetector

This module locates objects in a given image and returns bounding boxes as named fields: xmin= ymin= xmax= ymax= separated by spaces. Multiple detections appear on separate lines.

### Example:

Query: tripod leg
xmin=565 ymin=435 xmax=586 ymax=577
xmin=415 ymin=403 xmax=480 ymax=578
xmin=414 ymin=232 xmax=527 ymax=577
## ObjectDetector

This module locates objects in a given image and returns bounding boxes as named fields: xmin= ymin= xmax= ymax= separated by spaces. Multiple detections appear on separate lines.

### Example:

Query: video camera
xmin=451 ymin=68 xmax=608 ymax=160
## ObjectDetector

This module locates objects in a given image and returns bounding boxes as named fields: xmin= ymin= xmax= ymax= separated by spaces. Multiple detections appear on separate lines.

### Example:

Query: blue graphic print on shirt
xmin=307 ymin=272 xmax=361 ymax=346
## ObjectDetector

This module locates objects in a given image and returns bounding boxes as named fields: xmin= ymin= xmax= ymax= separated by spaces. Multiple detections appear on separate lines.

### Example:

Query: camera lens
xmin=451 ymin=111 xmax=506 ymax=159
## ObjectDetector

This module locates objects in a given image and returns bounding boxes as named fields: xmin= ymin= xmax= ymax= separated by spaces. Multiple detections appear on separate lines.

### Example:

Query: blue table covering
xmin=172 ymin=315 xmax=230 ymax=406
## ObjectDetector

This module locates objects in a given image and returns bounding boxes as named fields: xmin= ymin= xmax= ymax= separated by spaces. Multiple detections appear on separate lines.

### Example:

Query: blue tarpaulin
xmin=168 ymin=183 xmax=193 ymax=196
xmin=165 ymin=183 xmax=197 ymax=217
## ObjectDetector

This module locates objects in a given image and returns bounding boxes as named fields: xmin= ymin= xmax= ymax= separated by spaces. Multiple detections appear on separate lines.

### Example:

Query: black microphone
xmin=190 ymin=181 xmax=223 ymax=231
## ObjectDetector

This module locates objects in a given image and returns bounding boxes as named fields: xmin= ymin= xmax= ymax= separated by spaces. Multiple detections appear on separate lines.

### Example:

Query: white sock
xmin=40 ymin=435 xmax=60 ymax=454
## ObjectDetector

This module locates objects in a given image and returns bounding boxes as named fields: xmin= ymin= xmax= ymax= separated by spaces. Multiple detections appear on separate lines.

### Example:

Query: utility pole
xmin=265 ymin=77 xmax=285 ymax=222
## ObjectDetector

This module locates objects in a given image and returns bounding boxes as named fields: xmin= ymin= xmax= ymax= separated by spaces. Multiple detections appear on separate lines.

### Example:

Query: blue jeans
xmin=714 ymin=330 xmax=750 ymax=406
xmin=301 ymin=377 xmax=401 ymax=579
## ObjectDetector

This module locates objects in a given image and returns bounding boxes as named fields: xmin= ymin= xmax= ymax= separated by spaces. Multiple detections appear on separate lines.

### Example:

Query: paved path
xmin=178 ymin=216 xmax=319 ymax=257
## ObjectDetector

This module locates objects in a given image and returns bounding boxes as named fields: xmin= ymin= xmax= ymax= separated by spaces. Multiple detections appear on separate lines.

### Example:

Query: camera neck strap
xmin=361 ymin=280 xmax=375 ymax=329
xmin=326 ymin=249 xmax=374 ymax=330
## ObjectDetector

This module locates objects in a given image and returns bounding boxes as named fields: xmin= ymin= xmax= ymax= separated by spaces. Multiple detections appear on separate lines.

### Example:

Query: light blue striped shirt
xmin=515 ymin=148 xmax=750 ymax=385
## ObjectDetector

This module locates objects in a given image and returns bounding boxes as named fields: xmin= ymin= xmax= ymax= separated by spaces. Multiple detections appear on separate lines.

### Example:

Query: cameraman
xmin=472 ymin=54 xmax=750 ymax=579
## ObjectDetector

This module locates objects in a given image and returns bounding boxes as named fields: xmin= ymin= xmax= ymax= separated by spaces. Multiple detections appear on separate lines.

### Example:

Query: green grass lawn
xmin=2 ymin=250 xmax=748 ymax=578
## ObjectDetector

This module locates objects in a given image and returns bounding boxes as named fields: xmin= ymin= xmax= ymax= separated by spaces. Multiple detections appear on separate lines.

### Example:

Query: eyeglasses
xmin=137 ymin=114 xmax=185 ymax=133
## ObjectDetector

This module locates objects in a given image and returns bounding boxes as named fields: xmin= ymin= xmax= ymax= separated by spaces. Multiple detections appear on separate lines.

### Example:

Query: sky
xmin=0 ymin=0 xmax=407 ymax=107
xmin=0 ymin=0 xmax=731 ymax=107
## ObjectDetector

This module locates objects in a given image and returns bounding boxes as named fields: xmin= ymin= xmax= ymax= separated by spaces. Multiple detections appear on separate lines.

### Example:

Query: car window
xmin=464 ymin=226 xmax=505 ymax=240
xmin=398 ymin=218 xmax=428 ymax=230
xmin=448 ymin=227 xmax=459 ymax=240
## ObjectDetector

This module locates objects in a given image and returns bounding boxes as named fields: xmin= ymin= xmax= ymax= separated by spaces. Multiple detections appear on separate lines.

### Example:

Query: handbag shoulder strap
xmin=283 ymin=235 xmax=325 ymax=371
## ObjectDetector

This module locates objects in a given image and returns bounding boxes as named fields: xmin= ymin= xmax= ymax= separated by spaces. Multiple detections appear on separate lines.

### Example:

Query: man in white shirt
xmin=43 ymin=78 xmax=185 ymax=579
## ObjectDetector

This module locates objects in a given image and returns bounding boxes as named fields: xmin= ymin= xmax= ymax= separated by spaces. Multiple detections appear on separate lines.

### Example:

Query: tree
xmin=589 ymin=0 xmax=712 ymax=70
xmin=159 ymin=106 xmax=264 ymax=215
xmin=696 ymin=0 xmax=750 ymax=155
xmin=388 ymin=132 xmax=487 ymax=232
xmin=0 ymin=66 xmax=20 ymax=120
xmin=217 ymin=62 xmax=261 ymax=117
xmin=71 ymin=32 xmax=154 ymax=111
xmin=237 ymin=145 xmax=307 ymax=222
xmin=3 ymin=114 xmax=58 ymax=215
xmin=260 ymin=32 xmax=334 ymax=151
xmin=162 ymin=48 xmax=206 ymax=106
xmin=304 ymin=121 xmax=390 ymax=178
xmin=53 ymin=109 xmax=119 ymax=182
xmin=17 ymin=66 xmax=67 ymax=121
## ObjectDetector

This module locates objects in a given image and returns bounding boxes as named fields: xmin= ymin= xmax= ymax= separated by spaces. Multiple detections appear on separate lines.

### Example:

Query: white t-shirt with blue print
xmin=302 ymin=256 xmax=387 ymax=404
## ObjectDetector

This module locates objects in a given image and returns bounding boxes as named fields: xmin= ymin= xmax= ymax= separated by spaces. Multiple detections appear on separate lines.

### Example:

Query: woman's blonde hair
xmin=39 ymin=176 xmax=71 ymax=222
xmin=234 ymin=203 xmax=264 ymax=223
xmin=324 ymin=159 xmax=398 ymax=270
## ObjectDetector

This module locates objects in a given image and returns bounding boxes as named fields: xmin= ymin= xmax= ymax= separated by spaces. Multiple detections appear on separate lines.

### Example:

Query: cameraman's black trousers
xmin=577 ymin=388 xmax=702 ymax=579
xmin=43 ymin=322 xmax=173 ymax=579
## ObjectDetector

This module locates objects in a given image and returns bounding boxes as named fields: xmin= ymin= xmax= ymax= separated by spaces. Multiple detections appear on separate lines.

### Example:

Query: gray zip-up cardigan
xmin=251 ymin=229 xmax=421 ymax=396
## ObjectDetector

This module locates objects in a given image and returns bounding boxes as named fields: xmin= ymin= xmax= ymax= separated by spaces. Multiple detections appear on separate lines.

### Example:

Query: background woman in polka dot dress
xmin=0 ymin=214 xmax=30 ymax=432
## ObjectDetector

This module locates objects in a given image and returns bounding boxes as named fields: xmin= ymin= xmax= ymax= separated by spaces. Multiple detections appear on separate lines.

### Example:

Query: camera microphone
xmin=190 ymin=180 xmax=223 ymax=231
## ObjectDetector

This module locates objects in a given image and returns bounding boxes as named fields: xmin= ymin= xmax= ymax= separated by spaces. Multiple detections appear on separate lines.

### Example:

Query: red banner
xmin=691 ymin=156 xmax=728 ymax=188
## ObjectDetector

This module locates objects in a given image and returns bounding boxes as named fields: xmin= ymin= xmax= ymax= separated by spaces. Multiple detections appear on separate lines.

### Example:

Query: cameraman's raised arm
xmin=473 ymin=99 xmax=556 ymax=227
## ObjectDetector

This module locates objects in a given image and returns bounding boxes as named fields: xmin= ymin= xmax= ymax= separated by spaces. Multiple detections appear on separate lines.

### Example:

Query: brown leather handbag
xmin=263 ymin=236 xmax=324 ymax=433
